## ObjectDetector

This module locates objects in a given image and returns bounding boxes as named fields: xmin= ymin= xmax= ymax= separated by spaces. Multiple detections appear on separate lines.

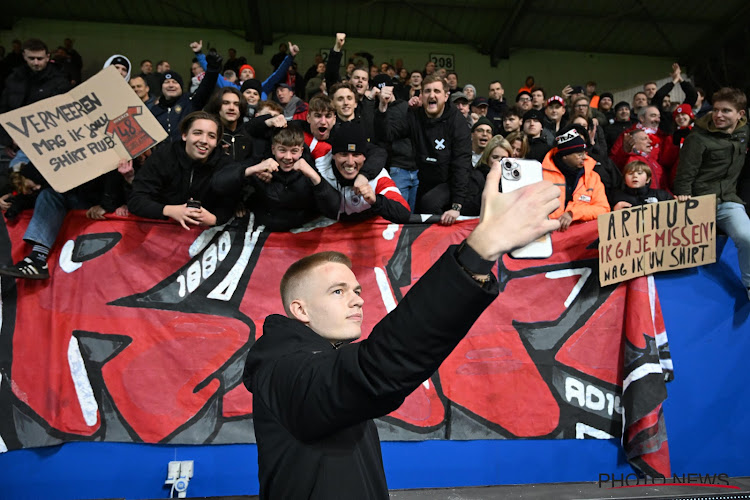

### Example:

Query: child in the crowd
xmin=610 ymin=160 xmax=673 ymax=211
xmin=211 ymin=125 xmax=340 ymax=231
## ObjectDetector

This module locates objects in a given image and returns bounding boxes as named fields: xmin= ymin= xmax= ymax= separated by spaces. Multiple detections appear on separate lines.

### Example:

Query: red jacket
xmin=609 ymin=124 xmax=679 ymax=186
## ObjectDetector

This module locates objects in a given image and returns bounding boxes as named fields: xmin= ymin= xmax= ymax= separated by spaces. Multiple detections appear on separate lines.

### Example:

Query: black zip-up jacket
xmin=375 ymin=102 xmax=471 ymax=206
xmin=380 ymin=100 xmax=417 ymax=171
xmin=609 ymin=185 xmax=673 ymax=208
xmin=221 ymin=124 xmax=254 ymax=163
xmin=244 ymin=245 xmax=499 ymax=499
xmin=128 ymin=140 xmax=238 ymax=224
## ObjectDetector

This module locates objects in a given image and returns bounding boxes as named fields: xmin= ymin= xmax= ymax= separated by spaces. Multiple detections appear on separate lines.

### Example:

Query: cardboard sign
xmin=0 ymin=66 xmax=167 ymax=192
xmin=597 ymin=195 xmax=716 ymax=286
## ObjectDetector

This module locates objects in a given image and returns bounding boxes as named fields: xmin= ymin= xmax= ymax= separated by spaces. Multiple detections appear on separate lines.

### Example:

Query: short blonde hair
xmin=280 ymin=252 xmax=352 ymax=316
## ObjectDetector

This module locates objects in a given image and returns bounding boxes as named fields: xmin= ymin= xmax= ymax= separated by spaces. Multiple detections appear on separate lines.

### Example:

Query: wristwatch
xmin=451 ymin=203 xmax=462 ymax=213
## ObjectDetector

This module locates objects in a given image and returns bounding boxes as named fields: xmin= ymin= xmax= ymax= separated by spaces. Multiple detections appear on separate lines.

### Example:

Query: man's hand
xmin=355 ymin=182 xmax=376 ymax=204
xmin=676 ymin=194 xmax=691 ymax=202
xmin=466 ymin=164 xmax=560 ymax=261
xmin=163 ymin=204 xmax=201 ymax=230
xmin=613 ymin=201 xmax=632 ymax=211
xmin=377 ymin=86 xmax=393 ymax=111
xmin=407 ymin=96 xmax=421 ymax=108
xmin=191 ymin=207 xmax=217 ymax=226
xmin=353 ymin=174 xmax=368 ymax=190
xmin=334 ymin=33 xmax=346 ymax=52
xmin=557 ymin=211 xmax=573 ymax=232
xmin=265 ymin=114 xmax=288 ymax=129
xmin=288 ymin=42 xmax=300 ymax=57
xmin=0 ymin=193 xmax=12 ymax=211
xmin=622 ymin=132 xmax=635 ymax=153
xmin=246 ymin=158 xmax=279 ymax=178
xmin=190 ymin=40 xmax=203 ymax=53
xmin=117 ymin=158 xmax=135 ymax=184
xmin=366 ymin=86 xmax=381 ymax=101
xmin=440 ymin=209 xmax=460 ymax=226
xmin=561 ymin=84 xmax=573 ymax=99
xmin=86 ymin=205 xmax=107 ymax=220
xmin=115 ymin=204 xmax=129 ymax=217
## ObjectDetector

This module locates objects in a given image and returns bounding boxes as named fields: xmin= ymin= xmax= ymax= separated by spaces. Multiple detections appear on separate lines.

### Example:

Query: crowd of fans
xmin=0 ymin=33 xmax=747 ymax=300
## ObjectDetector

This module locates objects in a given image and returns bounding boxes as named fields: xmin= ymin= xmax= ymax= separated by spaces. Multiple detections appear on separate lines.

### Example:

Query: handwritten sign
xmin=597 ymin=195 xmax=716 ymax=286
xmin=0 ymin=66 xmax=167 ymax=193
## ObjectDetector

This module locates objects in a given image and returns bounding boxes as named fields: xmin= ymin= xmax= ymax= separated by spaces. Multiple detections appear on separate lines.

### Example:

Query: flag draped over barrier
xmin=0 ymin=213 xmax=671 ymax=477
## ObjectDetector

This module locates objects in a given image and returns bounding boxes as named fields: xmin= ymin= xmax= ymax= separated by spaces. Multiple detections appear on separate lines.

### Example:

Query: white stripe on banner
xmin=576 ymin=422 xmax=614 ymax=439
xmin=68 ymin=337 xmax=99 ymax=426
xmin=59 ymin=240 xmax=83 ymax=273
xmin=622 ymin=363 xmax=663 ymax=393
xmin=374 ymin=267 xmax=397 ymax=313
xmin=208 ymin=217 xmax=261 ymax=302
xmin=545 ymin=268 xmax=592 ymax=307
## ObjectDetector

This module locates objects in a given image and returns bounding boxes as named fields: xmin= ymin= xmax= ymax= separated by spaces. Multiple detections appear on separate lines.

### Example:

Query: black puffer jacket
xmin=128 ymin=140 xmax=238 ymax=224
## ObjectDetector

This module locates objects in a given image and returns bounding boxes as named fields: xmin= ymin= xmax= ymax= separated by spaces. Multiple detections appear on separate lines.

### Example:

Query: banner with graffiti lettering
xmin=0 ymin=214 xmax=672 ymax=477
xmin=0 ymin=66 xmax=166 ymax=192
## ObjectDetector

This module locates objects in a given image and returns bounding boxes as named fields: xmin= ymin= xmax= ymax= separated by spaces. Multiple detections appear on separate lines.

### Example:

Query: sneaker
xmin=0 ymin=257 xmax=50 ymax=280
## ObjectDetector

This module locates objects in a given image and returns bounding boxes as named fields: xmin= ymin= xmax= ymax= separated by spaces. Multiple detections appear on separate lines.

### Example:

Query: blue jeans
xmin=24 ymin=188 xmax=91 ymax=249
xmin=717 ymin=201 xmax=750 ymax=288
xmin=389 ymin=167 xmax=419 ymax=212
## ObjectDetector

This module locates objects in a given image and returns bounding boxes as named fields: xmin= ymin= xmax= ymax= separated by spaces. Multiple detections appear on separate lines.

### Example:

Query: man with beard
xmin=376 ymin=74 xmax=471 ymax=224
xmin=541 ymin=125 xmax=609 ymax=232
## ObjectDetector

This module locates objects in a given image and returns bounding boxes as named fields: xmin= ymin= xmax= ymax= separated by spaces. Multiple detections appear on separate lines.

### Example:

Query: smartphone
xmin=499 ymin=158 xmax=553 ymax=259
xmin=187 ymin=199 xmax=201 ymax=209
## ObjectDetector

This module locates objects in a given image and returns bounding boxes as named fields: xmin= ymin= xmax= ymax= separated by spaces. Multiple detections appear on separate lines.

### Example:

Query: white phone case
xmin=498 ymin=158 xmax=553 ymax=259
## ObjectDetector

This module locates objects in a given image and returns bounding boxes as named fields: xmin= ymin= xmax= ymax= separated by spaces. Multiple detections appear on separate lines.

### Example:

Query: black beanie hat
xmin=555 ymin=127 xmax=586 ymax=156
xmin=161 ymin=70 xmax=184 ymax=87
xmin=241 ymin=79 xmax=263 ymax=94
xmin=331 ymin=122 xmax=368 ymax=155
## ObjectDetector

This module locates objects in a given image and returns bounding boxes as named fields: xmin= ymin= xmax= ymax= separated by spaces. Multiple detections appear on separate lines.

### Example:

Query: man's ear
xmin=289 ymin=299 xmax=309 ymax=324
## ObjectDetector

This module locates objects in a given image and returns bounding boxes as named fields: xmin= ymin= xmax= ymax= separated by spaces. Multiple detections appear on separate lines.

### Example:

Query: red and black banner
xmin=0 ymin=213 xmax=672 ymax=477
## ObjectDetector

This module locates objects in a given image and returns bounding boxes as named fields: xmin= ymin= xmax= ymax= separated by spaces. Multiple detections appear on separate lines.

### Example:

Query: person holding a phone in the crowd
xmin=127 ymin=111 xmax=238 ymax=230
xmin=541 ymin=124 xmax=610 ymax=232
